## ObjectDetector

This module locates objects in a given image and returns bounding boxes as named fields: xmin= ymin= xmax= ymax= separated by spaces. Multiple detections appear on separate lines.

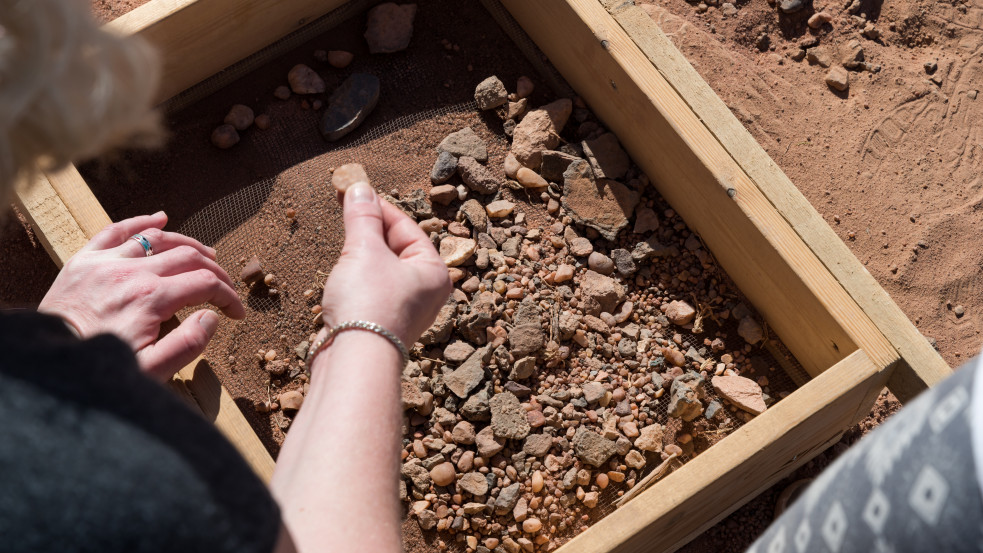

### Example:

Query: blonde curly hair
xmin=0 ymin=0 xmax=162 ymax=199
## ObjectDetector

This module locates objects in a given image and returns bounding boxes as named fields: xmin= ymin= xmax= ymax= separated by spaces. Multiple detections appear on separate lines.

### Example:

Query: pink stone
xmin=665 ymin=300 xmax=696 ymax=325
xmin=712 ymin=375 xmax=767 ymax=415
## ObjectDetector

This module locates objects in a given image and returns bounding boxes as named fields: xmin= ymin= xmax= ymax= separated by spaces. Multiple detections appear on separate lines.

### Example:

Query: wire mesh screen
xmin=80 ymin=0 xmax=812 ymax=550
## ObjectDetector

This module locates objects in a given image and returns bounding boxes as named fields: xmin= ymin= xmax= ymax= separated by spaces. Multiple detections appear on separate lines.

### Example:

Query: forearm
xmin=271 ymin=331 xmax=404 ymax=553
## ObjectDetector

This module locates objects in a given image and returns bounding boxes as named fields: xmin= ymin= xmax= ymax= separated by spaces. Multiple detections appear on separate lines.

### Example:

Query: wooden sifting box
xmin=13 ymin=0 xmax=953 ymax=551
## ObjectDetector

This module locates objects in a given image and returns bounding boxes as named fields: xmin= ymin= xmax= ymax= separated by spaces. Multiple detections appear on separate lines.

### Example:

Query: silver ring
xmin=130 ymin=234 xmax=154 ymax=257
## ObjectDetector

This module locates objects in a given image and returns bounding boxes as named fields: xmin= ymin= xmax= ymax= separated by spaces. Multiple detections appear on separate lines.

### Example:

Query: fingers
xmin=341 ymin=182 xmax=388 ymax=251
xmin=83 ymin=211 xmax=168 ymax=252
xmin=155 ymin=269 xmax=246 ymax=320
xmin=136 ymin=309 xmax=219 ymax=382
xmin=378 ymin=199 xmax=442 ymax=261
xmin=116 ymin=228 xmax=217 ymax=260
xmin=143 ymin=246 xmax=236 ymax=289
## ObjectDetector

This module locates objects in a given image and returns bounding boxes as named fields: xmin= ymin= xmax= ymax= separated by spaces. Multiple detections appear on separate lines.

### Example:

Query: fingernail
xmin=206 ymin=246 xmax=217 ymax=259
xmin=347 ymin=181 xmax=375 ymax=203
xmin=154 ymin=210 xmax=166 ymax=217
xmin=199 ymin=310 xmax=219 ymax=335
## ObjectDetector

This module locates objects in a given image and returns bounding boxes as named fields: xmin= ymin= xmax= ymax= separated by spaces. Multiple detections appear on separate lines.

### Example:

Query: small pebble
xmin=332 ymin=163 xmax=370 ymax=193
xmin=279 ymin=390 xmax=304 ymax=412
xmin=328 ymin=50 xmax=354 ymax=68
xmin=287 ymin=64 xmax=325 ymax=94
xmin=224 ymin=104 xmax=255 ymax=131
xmin=516 ymin=76 xmax=534 ymax=99
xmin=273 ymin=85 xmax=291 ymax=100
xmin=486 ymin=200 xmax=515 ymax=218
xmin=430 ymin=462 xmax=457 ymax=487
xmin=516 ymin=167 xmax=548 ymax=189
xmin=211 ymin=124 xmax=240 ymax=149
xmin=522 ymin=518 xmax=542 ymax=533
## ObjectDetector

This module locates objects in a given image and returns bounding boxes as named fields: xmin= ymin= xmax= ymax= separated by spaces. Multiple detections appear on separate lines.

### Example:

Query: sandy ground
xmin=639 ymin=0 xmax=982 ymax=366
xmin=0 ymin=0 xmax=975 ymax=550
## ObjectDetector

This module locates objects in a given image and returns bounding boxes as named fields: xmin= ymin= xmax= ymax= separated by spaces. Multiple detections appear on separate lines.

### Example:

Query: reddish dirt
xmin=0 ymin=0 xmax=972 ymax=551
xmin=636 ymin=0 xmax=983 ymax=366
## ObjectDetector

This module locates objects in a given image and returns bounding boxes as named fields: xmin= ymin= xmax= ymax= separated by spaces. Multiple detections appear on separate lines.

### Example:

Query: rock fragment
xmin=430 ymin=462 xmax=456 ymax=487
xmin=320 ymin=73 xmax=380 ymax=141
xmin=582 ymin=382 xmax=606 ymax=404
xmin=224 ymin=104 xmax=255 ymax=131
xmin=486 ymin=200 xmax=515 ymax=218
xmin=516 ymin=167 xmax=548 ymax=189
xmin=779 ymin=0 xmax=804 ymax=13
xmin=437 ymin=127 xmax=488 ymax=162
xmin=444 ymin=347 xmax=487 ymax=398
xmin=511 ymin=98 xmax=573 ymax=167
xmin=240 ymin=255 xmax=263 ymax=284
xmin=420 ymin=301 xmax=455 ymax=345
xmin=430 ymin=151 xmax=458 ymax=184
xmin=490 ymin=392 xmax=531 ymax=440
xmin=738 ymin=316 xmax=765 ymax=344
xmin=572 ymin=427 xmax=618 ymax=467
xmin=475 ymin=426 xmax=505 ymax=457
xmin=582 ymin=133 xmax=629 ymax=179
xmin=401 ymin=380 xmax=425 ymax=410
xmin=579 ymin=270 xmax=626 ymax=316
xmin=364 ymin=3 xmax=417 ymax=53
xmin=523 ymin=434 xmax=552 ymax=457
xmin=279 ymin=390 xmax=304 ymax=412
xmin=495 ymin=483 xmax=522 ymax=514
xmin=327 ymin=50 xmax=354 ymax=68
xmin=459 ymin=472 xmax=488 ymax=495
xmin=211 ymin=125 xmax=240 ymax=149
xmin=634 ymin=423 xmax=664 ymax=452
xmin=444 ymin=341 xmax=475 ymax=364
xmin=712 ymin=375 xmax=768 ymax=415
xmin=429 ymin=184 xmax=458 ymax=205
xmin=668 ymin=371 xmax=704 ymax=421
xmin=587 ymin=252 xmax=614 ymax=275
xmin=510 ymin=356 xmax=537 ymax=380
xmin=562 ymin=160 xmax=639 ymax=241
xmin=452 ymin=421 xmax=476 ymax=444
xmin=474 ymin=76 xmax=509 ymax=111
xmin=287 ymin=64 xmax=325 ymax=94
xmin=331 ymin=163 xmax=369 ymax=193
xmin=458 ymin=156 xmax=499 ymax=195
xmin=825 ymin=66 xmax=849 ymax=92
xmin=439 ymin=237 xmax=477 ymax=267
xmin=665 ymin=300 xmax=696 ymax=326
xmin=460 ymin=199 xmax=488 ymax=234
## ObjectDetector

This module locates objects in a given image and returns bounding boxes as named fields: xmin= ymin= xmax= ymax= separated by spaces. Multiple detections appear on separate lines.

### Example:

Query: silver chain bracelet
xmin=306 ymin=320 xmax=409 ymax=369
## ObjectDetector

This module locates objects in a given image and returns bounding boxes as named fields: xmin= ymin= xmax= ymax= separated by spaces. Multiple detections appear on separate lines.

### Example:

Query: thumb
xmin=342 ymin=181 xmax=386 ymax=250
xmin=137 ymin=310 xmax=219 ymax=382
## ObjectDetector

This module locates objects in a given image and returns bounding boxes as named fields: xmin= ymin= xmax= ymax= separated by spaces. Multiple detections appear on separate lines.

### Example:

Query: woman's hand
xmin=320 ymin=182 xmax=451 ymax=347
xmin=38 ymin=211 xmax=245 ymax=381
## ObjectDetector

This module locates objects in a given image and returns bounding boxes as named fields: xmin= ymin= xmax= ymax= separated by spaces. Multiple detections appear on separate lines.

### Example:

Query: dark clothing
xmin=750 ymin=360 xmax=983 ymax=553
xmin=0 ymin=312 xmax=279 ymax=552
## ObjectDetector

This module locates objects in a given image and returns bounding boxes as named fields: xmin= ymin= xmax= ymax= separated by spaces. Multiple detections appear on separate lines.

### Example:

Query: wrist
xmin=309 ymin=325 xmax=405 ymax=375
xmin=36 ymin=305 xmax=83 ymax=338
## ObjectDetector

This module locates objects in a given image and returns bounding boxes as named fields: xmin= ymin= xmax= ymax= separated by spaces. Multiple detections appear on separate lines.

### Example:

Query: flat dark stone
xmin=320 ymin=73 xmax=380 ymax=141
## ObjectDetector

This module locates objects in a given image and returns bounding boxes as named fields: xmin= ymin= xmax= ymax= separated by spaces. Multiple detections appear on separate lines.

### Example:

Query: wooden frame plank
xmin=106 ymin=0 xmax=350 ymax=104
xmin=499 ymin=0 xmax=897 ymax=377
xmin=13 ymin=173 xmax=90 ymax=269
xmin=598 ymin=0 xmax=949 ymax=403
xmin=558 ymin=350 xmax=893 ymax=553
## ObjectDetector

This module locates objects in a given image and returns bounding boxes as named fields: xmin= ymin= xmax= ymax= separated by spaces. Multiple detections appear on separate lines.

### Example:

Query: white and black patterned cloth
xmin=750 ymin=357 xmax=983 ymax=553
